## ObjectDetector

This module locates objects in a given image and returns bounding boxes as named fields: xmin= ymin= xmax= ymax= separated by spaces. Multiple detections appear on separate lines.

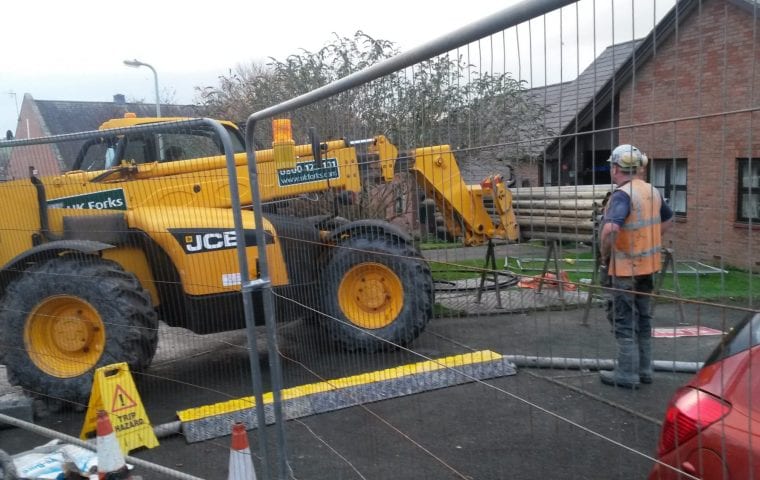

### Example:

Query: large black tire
xmin=0 ymin=256 xmax=158 ymax=405
xmin=321 ymin=235 xmax=433 ymax=352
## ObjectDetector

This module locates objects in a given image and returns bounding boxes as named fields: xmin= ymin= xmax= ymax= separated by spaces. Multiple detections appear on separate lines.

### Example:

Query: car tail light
xmin=658 ymin=387 xmax=731 ymax=455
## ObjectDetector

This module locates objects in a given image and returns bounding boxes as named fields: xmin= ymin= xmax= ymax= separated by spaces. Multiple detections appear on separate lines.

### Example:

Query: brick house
xmin=616 ymin=0 xmax=759 ymax=270
xmin=531 ymin=40 xmax=642 ymax=187
xmin=530 ymin=0 xmax=759 ymax=270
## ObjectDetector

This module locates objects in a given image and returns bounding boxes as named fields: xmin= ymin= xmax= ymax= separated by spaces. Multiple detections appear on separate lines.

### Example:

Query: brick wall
xmin=618 ymin=0 xmax=760 ymax=270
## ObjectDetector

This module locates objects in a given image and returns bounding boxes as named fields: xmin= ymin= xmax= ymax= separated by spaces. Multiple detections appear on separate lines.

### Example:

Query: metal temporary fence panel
xmin=2 ymin=0 xmax=759 ymax=479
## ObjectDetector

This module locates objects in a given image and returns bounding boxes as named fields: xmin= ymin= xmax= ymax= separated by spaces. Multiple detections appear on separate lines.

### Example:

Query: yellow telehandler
xmin=0 ymin=114 xmax=517 ymax=403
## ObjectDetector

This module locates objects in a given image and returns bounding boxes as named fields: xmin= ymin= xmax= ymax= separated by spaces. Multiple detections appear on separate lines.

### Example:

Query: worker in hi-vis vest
xmin=599 ymin=144 xmax=674 ymax=389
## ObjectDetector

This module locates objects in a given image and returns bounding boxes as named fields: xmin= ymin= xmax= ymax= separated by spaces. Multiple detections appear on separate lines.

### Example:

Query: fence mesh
xmin=1 ymin=1 xmax=759 ymax=479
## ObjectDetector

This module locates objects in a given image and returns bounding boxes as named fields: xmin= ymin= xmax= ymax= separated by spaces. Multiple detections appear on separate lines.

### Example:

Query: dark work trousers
xmin=611 ymin=274 xmax=655 ymax=379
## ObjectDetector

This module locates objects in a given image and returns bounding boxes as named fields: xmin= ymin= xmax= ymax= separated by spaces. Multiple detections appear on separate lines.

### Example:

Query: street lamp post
xmin=123 ymin=59 xmax=161 ymax=117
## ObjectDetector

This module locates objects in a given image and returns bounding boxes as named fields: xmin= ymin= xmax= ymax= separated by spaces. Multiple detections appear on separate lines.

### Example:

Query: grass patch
xmin=418 ymin=240 xmax=463 ymax=250
xmin=431 ymin=255 xmax=760 ymax=302
xmin=430 ymin=259 xmax=489 ymax=281
xmin=657 ymin=269 xmax=760 ymax=301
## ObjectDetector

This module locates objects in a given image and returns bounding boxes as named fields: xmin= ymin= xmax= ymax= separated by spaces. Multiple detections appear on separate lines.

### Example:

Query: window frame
xmin=737 ymin=158 xmax=760 ymax=223
xmin=651 ymin=158 xmax=687 ymax=217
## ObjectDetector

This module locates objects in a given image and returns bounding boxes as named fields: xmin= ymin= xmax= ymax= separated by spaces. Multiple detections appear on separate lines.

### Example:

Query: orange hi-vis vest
xmin=610 ymin=179 xmax=663 ymax=277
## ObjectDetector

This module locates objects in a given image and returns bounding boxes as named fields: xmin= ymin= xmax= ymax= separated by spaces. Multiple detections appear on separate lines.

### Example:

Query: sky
xmin=0 ymin=0 xmax=675 ymax=136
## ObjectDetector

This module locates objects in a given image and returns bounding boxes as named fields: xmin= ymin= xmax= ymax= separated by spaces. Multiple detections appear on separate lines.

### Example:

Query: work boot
xmin=600 ymin=370 xmax=640 ymax=389
xmin=600 ymin=338 xmax=640 ymax=389
xmin=638 ymin=336 xmax=653 ymax=384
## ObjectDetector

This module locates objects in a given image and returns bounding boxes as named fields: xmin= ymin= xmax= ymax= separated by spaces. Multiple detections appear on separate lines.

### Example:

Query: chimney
xmin=113 ymin=94 xmax=126 ymax=105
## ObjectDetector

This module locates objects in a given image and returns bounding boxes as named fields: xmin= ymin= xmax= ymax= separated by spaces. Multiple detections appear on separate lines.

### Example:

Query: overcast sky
xmin=1 ymin=0 xmax=674 ymax=136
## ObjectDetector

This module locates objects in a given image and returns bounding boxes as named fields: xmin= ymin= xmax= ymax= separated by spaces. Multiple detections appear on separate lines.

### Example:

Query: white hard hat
xmin=608 ymin=144 xmax=643 ymax=170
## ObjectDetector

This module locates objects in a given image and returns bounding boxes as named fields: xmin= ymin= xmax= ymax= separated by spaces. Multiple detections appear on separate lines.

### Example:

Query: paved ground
xmin=0 ymin=243 xmax=754 ymax=479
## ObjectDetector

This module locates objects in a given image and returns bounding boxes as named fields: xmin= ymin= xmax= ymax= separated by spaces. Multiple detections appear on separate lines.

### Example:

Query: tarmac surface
xmin=0 ymin=242 xmax=755 ymax=479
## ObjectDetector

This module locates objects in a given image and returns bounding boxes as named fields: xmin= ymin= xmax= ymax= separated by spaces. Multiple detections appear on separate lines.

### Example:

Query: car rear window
xmin=704 ymin=312 xmax=760 ymax=365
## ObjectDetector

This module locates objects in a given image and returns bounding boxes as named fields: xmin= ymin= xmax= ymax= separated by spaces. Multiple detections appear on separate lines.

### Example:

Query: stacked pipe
xmin=512 ymin=185 xmax=612 ymax=243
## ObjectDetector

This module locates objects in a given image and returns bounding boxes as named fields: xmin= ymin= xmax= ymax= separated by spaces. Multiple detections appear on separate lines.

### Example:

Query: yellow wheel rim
xmin=24 ymin=295 xmax=105 ymax=378
xmin=337 ymin=262 xmax=403 ymax=329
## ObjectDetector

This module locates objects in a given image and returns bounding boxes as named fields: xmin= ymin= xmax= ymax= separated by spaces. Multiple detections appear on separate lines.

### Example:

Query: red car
xmin=649 ymin=312 xmax=760 ymax=479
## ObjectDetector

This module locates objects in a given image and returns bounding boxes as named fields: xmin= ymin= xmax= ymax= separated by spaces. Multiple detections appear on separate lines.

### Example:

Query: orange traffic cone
xmin=96 ymin=410 xmax=131 ymax=479
xmin=228 ymin=422 xmax=257 ymax=480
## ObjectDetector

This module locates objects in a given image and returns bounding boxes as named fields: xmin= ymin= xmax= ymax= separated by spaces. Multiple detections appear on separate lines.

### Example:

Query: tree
xmin=196 ymin=31 xmax=399 ymax=147
xmin=196 ymin=30 xmax=550 ymax=157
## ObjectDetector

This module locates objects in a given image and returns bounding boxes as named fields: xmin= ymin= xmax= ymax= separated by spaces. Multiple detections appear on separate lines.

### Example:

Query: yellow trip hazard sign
xmin=80 ymin=362 xmax=159 ymax=454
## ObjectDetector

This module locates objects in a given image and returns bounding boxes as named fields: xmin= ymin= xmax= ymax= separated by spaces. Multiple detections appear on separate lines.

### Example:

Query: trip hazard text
xmin=114 ymin=411 xmax=146 ymax=432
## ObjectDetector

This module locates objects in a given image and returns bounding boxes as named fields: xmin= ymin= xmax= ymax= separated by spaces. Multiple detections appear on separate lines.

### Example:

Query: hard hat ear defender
xmin=608 ymin=144 xmax=643 ymax=171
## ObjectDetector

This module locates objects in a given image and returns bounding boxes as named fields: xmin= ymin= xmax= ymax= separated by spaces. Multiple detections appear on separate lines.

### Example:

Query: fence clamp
xmin=243 ymin=278 xmax=271 ymax=293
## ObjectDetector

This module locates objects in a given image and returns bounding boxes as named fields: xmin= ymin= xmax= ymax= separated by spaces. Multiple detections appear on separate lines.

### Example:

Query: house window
xmin=737 ymin=158 xmax=760 ymax=223
xmin=543 ymin=159 xmax=560 ymax=186
xmin=652 ymin=158 xmax=687 ymax=216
